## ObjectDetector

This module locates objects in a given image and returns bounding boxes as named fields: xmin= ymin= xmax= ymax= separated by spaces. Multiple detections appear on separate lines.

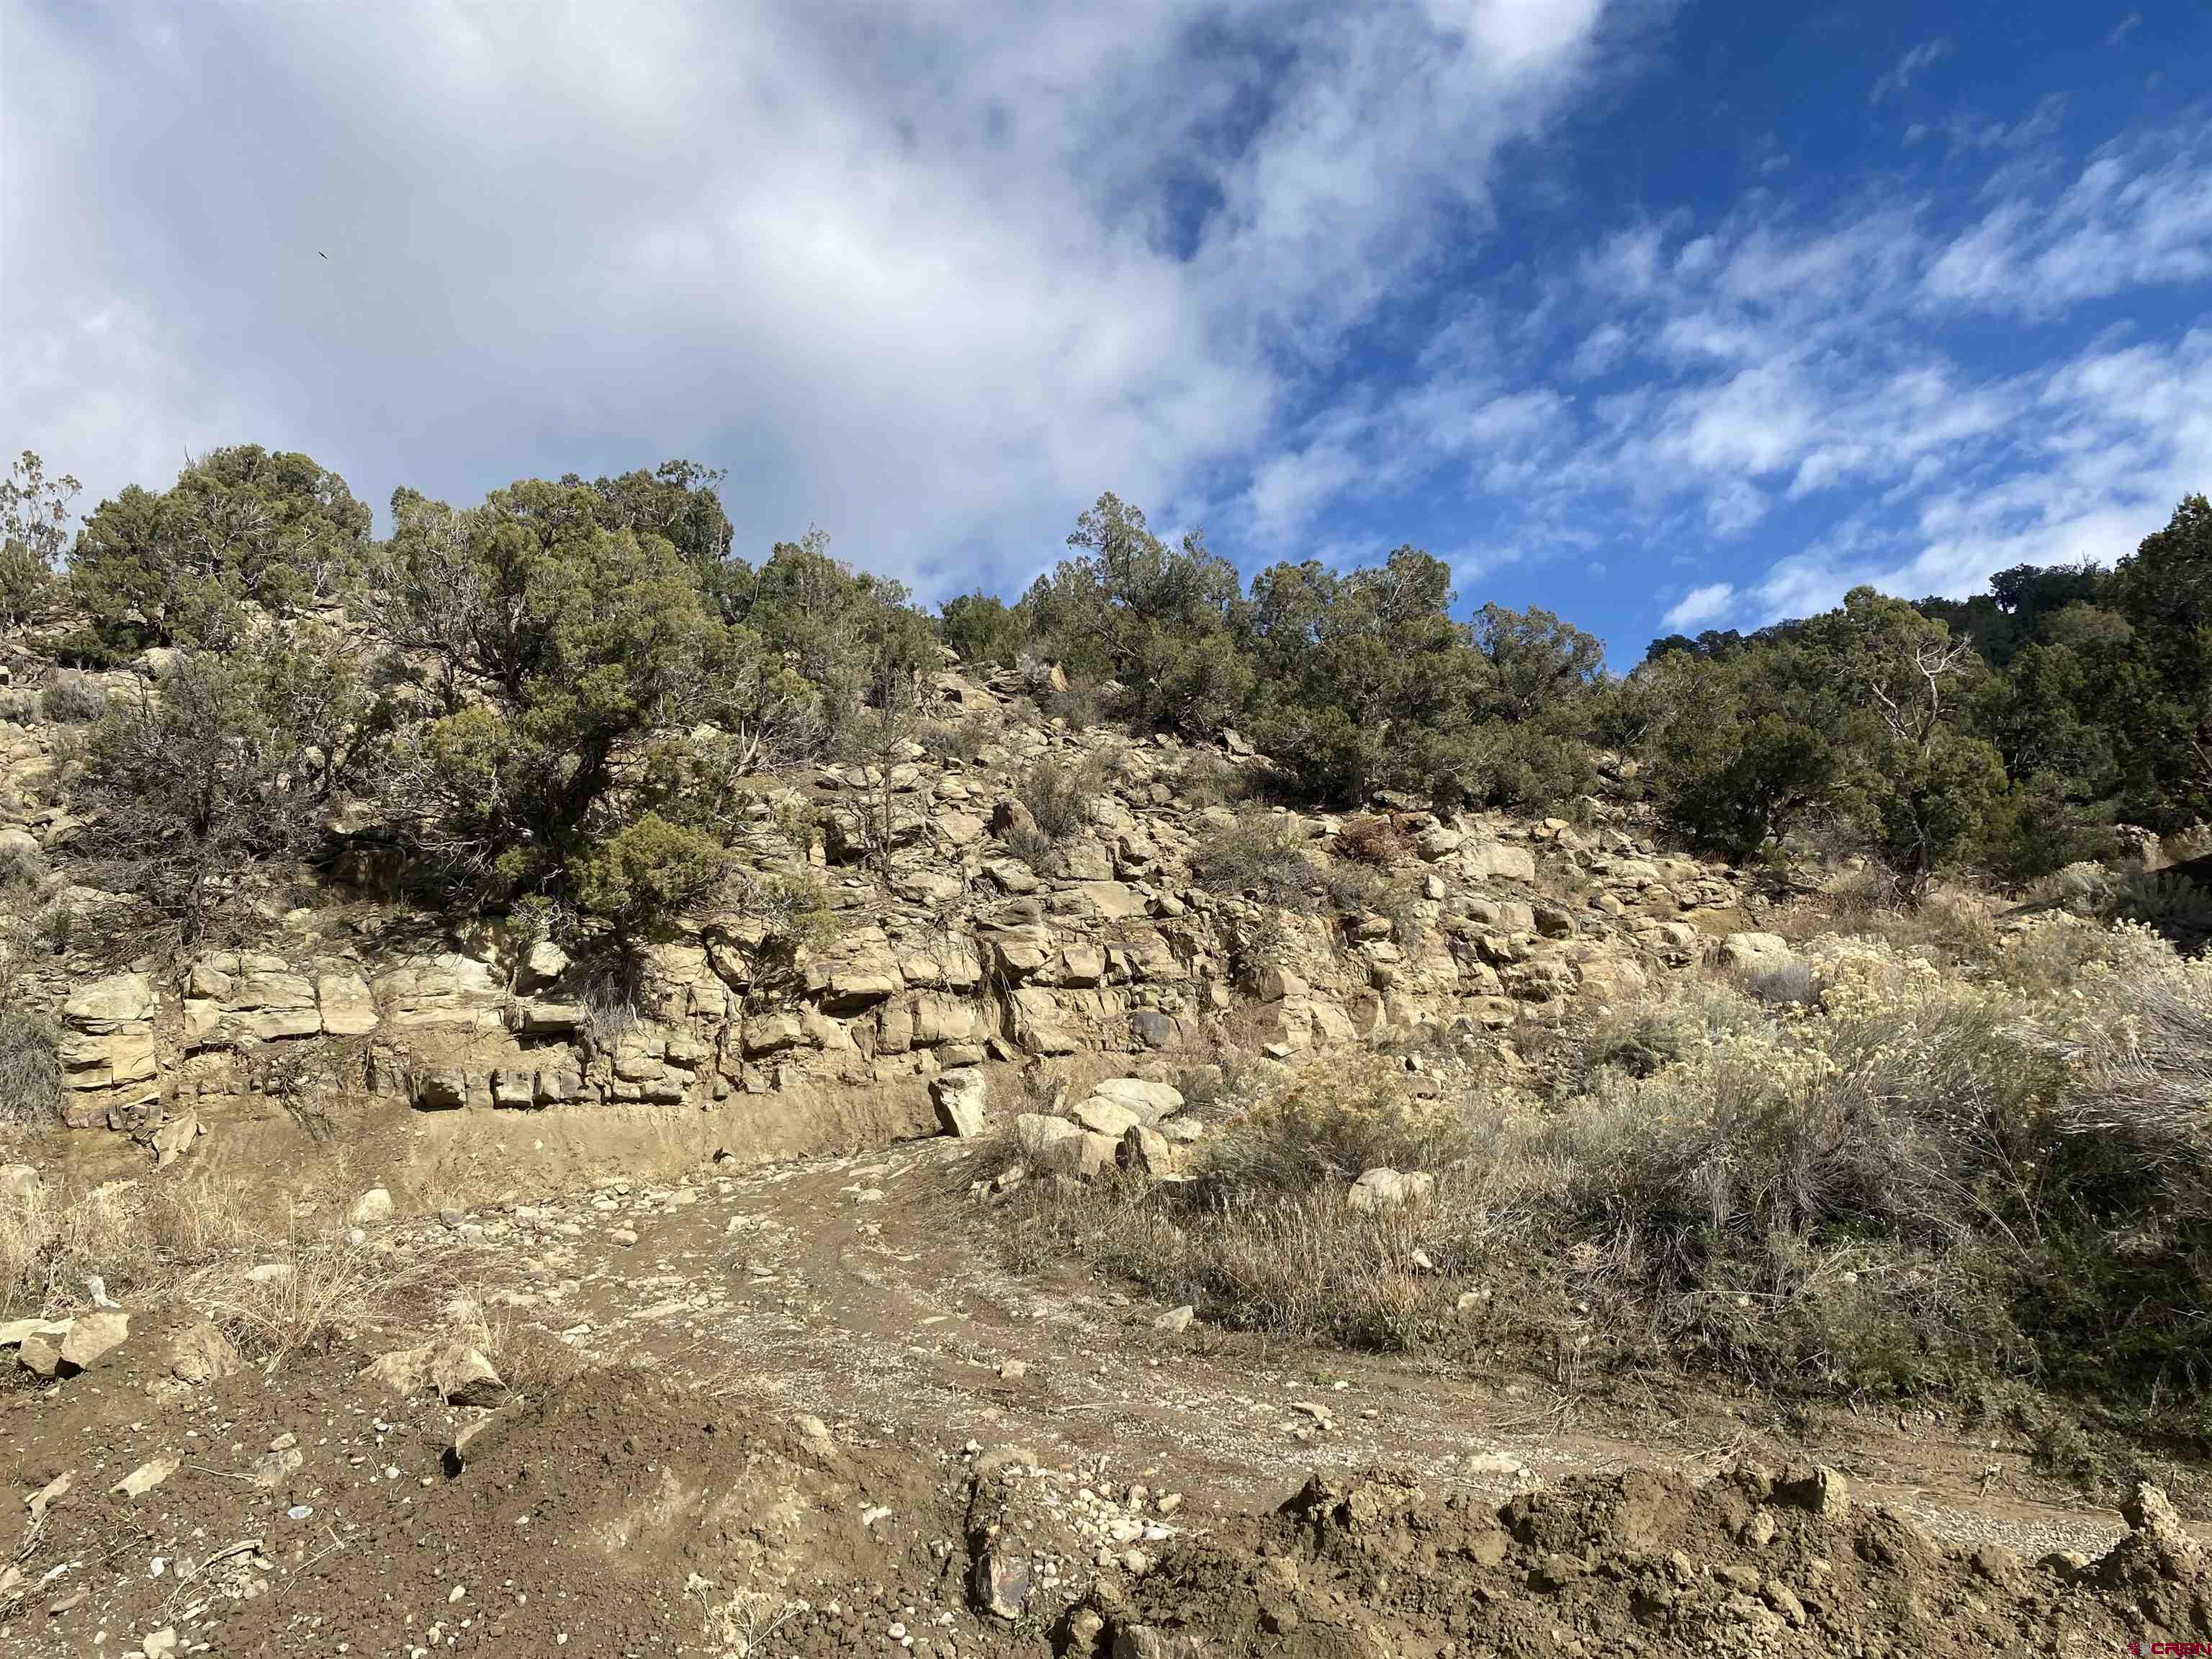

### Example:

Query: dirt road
xmin=5 ymin=1139 xmax=2202 ymax=1657
xmin=479 ymin=1140 xmax=2134 ymax=1562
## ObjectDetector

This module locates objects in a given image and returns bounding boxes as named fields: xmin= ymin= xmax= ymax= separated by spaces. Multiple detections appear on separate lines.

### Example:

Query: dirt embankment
xmin=4 ymin=1325 xmax=2203 ymax=1658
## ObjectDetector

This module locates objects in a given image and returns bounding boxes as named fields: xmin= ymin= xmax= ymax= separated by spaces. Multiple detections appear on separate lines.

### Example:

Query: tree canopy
xmin=21 ymin=445 xmax=2212 ymax=929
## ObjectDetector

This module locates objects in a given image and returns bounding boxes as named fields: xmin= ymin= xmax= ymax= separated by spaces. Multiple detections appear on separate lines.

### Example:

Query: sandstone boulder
xmin=148 ymin=1110 xmax=198 ymax=1168
xmin=19 ymin=1324 xmax=68 ymax=1378
xmin=1117 ymin=1123 xmax=1177 ymax=1179
xmin=1346 ymin=1167 xmax=1436 ymax=1213
xmin=1073 ymin=1097 xmax=1141 ymax=1138
xmin=349 ymin=1187 xmax=395 ymax=1226
xmin=168 ymin=1320 xmax=241 ymax=1386
xmin=62 ymin=971 xmax=152 ymax=1027
xmin=1717 ymin=932 xmax=1797 ymax=973
xmin=1089 ymin=1076 xmax=1183 ymax=1123
xmin=57 ymin=1309 xmax=129 ymax=1372
xmin=932 ymin=1068 xmax=989 ymax=1138
xmin=433 ymin=1342 xmax=508 ymax=1408
xmin=1463 ymin=842 xmax=1536 ymax=883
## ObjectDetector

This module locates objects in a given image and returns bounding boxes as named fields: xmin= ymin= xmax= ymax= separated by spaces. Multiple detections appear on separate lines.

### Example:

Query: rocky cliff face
xmin=10 ymin=655 xmax=1773 ymax=1159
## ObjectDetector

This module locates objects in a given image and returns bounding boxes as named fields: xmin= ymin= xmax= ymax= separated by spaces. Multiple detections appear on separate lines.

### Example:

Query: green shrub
xmin=1174 ymin=751 xmax=1243 ymax=809
xmin=1316 ymin=858 xmax=1423 ymax=943
xmin=986 ymin=932 xmax=2212 ymax=1446
xmin=920 ymin=710 xmax=999 ymax=765
xmin=0 ymin=839 xmax=38 ymax=894
xmin=1575 ymin=1002 xmax=1694 ymax=1086
xmin=1043 ymin=678 xmax=1106 ymax=732
xmin=1002 ymin=819 xmax=1059 ymax=875
xmin=39 ymin=673 xmax=107 ymax=724
xmin=1738 ymin=959 xmax=1818 ymax=1006
xmin=569 ymin=812 xmax=729 ymax=944
xmin=2108 ymin=868 xmax=2212 ymax=939
xmin=70 ymin=444 xmax=370 ymax=643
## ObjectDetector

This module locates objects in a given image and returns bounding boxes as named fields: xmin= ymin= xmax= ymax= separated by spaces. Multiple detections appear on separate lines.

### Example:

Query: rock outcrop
xmin=12 ymin=660 xmax=1771 ymax=1155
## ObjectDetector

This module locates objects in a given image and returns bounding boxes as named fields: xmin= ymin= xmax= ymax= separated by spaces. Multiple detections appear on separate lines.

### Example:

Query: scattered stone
xmin=148 ymin=1110 xmax=199 ymax=1168
xmin=349 ymin=1187 xmax=395 ymax=1226
xmin=1346 ymin=1166 xmax=1436 ymax=1213
xmin=1152 ymin=1305 xmax=1197 ymax=1334
xmin=0 ymin=1315 xmax=66 ymax=1349
xmin=363 ymin=1343 xmax=437 ymax=1398
xmin=168 ymin=1321 xmax=240 ymax=1386
xmin=25 ymin=1470 xmax=70 ymax=1522
xmin=18 ymin=1324 xmax=68 ymax=1379
xmin=1089 ymin=1077 xmax=1183 ymax=1120
xmin=111 ymin=1457 xmax=180 ymax=1499
xmin=1761 ymin=1578 xmax=1807 ymax=1627
xmin=1111 ymin=1622 xmax=1169 ymax=1659
xmin=1529 ymin=1552 xmax=1580 ymax=1593
xmin=1073 ymin=1096 xmax=1141 ymax=1137
xmin=971 ymin=1546 xmax=1032 ymax=1619
xmin=433 ymin=1343 xmax=508 ymax=1408
xmin=1117 ymin=1123 xmax=1177 ymax=1178
xmin=1775 ymin=1464 xmax=1849 ymax=1519
xmin=252 ymin=1445 xmax=303 ymax=1488
xmin=56 ymin=1309 xmax=128 ymax=1373
xmin=1717 ymin=932 xmax=1797 ymax=973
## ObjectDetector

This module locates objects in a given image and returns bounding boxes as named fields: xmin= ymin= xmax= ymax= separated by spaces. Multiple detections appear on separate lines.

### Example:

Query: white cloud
xmin=1568 ymin=321 xmax=1630 ymax=378
xmin=1582 ymin=222 xmax=1668 ymax=298
xmin=1661 ymin=581 xmax=1735 ymax=630
xmin=15 ymin=0 xmax=2203 ymax=655
xmin=1869 ymin=37 xmax=1950 ymax=104
xmin=0 ymin=0 xmax=1623 ymax=597
xmin=1921 ymin=127 xmax=2212 ymax=313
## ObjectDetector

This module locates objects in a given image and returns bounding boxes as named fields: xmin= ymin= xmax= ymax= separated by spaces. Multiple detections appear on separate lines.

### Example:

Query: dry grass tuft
xmin=478 ymin=1305 xmax=588 ymax=1397
xmin=187 ymin=1228 xmax=434 ymax=1363
xmin=1204 ymin=1059 xmax=1472 ymax=1192
xmin=1 ymin=1170 xmax=470 ymax=1366
xmin=1 ymin=1173 xmax=262 ymax=1316
xmin=988 ymin=921 xmax=2212 ymax=1447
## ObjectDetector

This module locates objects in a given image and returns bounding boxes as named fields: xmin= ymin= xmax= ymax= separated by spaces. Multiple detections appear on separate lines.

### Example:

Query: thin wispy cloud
xmin=1870 ymin=37 xmax=1951 ymax=104
xmin=1234 ymin=109 xmax=2212 ymax=637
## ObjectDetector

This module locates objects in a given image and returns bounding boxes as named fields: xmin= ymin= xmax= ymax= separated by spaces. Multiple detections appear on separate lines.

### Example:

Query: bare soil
xmin=4 ymin=1141 xmax=2205 ymax=1655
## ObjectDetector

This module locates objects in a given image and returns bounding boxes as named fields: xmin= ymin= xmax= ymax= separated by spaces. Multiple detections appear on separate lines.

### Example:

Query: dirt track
xmin=516 ymin=1141 xmax=2144 ymax=1557
xmin=3 ymin=1141 xmax=2205 ymax=1656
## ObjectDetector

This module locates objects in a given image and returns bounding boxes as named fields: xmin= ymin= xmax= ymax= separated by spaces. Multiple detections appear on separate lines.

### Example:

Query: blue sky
xmin=4 ymin=1 xmax=2208 ymax=662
